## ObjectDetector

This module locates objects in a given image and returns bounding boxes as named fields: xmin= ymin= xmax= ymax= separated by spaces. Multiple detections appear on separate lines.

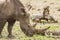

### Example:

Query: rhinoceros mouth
xmin=24 ymin=23 xmax=50 ymax=37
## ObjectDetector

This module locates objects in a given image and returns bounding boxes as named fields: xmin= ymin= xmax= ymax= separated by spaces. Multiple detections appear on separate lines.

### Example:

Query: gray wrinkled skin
xmin=0 ymin=0 xmax=50 ymax=38
xmin=0 ymin=0 xmax=34 ymax=37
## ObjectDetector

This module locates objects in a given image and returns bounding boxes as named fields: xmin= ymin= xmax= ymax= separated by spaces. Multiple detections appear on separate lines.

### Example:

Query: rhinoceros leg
xmin=7 ymin=19 xmax=16 ymax=38
xmin=0 ymin=18 xmax=6 ymax=38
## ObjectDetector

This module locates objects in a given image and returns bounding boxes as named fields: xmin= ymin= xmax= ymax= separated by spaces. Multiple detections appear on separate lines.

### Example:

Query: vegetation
xmin=0 ymin=22 xmax=59 ymax=40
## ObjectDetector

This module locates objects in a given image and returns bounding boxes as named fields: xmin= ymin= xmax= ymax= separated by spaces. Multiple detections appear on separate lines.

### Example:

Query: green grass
xmin=0 ymin=22 xmax=60 ymax=40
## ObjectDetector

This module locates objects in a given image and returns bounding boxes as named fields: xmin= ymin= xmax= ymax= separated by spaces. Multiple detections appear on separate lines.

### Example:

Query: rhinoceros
xmin=0 ymin=0 xmax=50 ymax=38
